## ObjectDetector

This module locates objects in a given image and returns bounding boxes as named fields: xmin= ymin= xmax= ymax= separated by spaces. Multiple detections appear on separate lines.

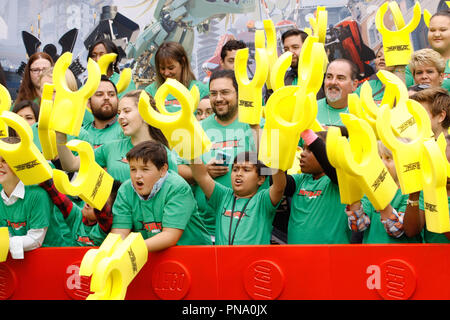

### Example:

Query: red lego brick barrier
xmin=1 ymin=244 xmax=450 ymax=300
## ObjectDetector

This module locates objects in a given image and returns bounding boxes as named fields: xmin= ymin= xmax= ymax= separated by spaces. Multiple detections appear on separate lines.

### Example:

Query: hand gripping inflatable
xmin=52 ymin=140 xmax=114 ymax=210
xmin=308 ymin=6 xmax=328 ymax=44
xmin=420 ymin=138 xmax=450 ymax=234
xmin=0 ymin=111 xmax=53 ymax=185
xmin=0 ymin=227 xmax=8 ymax=262
xmin=255 ymin=20 xmax=278 ymax=90
xmin=50 ymin=52 xmax=101 ymax=136
xmin=139 ymin=79 xmax=211 ymax=160
xmin=375 ymin=1 xmax=421 ymax=66
xmin=376 ymin=100 xmax=432 ymax=194
xmin=38 ymin=83 xmax=58 ymax=160
xmin=80 ymin=233 xmax=148 ymax=300
xmin=259 ymin=87 xmax=316 ymax=170
xmin=326 ymin=125 xmax=364 ymax=205
xmin=0 ymin=84 xmax=11 ymax=138
xmin=335 ymin=113 xmax=398 ymax=210
xmin=235 ymin=47 xmax=269 ymax=124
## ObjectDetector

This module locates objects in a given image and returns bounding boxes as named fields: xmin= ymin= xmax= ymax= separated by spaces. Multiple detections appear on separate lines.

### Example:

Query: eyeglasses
xmin=209 ymin=89 xmax=235 ymax=98
xmin=30 ymin=67 xmax=48 ymax=74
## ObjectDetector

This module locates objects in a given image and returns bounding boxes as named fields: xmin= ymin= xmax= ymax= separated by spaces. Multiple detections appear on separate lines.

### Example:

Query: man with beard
xmin=281 ymin=29 xmax=309 ymax=86
xmin=192 ymin=69 xmax=258 ymax=241
xmin=317 ymin=59 xmax=359 ymax=127
xmin=82 ymin=75 xmax=123 ymax=148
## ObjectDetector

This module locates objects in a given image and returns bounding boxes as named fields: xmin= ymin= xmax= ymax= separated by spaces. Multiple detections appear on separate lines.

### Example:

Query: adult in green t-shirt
xmin=144 ymin=41 xmax=209 ymax=114
xmin=111 ymin=141 xmax=212 ymax=250
xmin=406 ymin=48 xmax=447 ymax=91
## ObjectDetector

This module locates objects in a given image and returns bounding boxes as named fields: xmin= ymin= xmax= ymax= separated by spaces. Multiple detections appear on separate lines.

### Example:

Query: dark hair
xmin=281 ymin=28 xmax=309 ymax=44
xmin=121 ymin=90 xmax=169 ymax=147
xmin=126 ymin=140 xmax=168 ymax=169
xmin=1 ymin=136 xmax=20 ymax=144
xmin=88 ymin=38 xmax=120 ymax=75
xmin=99 ymin=74 xmax=118 ymax=95
xmin=15 ymin=52 xmax=54 ymax=104
xmin=327 ymin=58 xmax=359 ymax=81
xmin=232 ymin=151 xmax=268 ymax=177
xmin=209 ymin=69 xmax=238 ymax=94
xmin=410 ymin=87 xmax=450 ymax=129
xmin=220 ymin=40 xmax=247 ymax=61
xmin=431 ymin=9 xmax=450 ymax=21
xmin=12 ymin=100 xmax=40 ymax=121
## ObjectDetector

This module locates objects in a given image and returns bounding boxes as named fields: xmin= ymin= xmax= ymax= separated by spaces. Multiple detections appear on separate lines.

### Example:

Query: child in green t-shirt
xmin=111 ymin=140 xmax=212 ymax=251
xmin=190 ymin=151 xmax=286 ymax=245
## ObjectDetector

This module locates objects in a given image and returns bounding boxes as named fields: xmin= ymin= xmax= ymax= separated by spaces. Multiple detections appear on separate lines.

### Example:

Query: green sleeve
xmin=27 ymin=189 xmax=51 ymax=229
xmin=208 ymin=182 xmax=232 ymax=210
xmin=94 ymin=144 xmax=107 ymax=168
xmin=112 ymin=184 xmax=134 ymax=229
xmin=405 ymin=65 xmax=414 ymax=88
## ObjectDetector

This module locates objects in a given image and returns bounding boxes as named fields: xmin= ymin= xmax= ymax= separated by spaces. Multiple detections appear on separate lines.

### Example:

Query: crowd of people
xmin=1 ymin=8 xmax=450 ymax=260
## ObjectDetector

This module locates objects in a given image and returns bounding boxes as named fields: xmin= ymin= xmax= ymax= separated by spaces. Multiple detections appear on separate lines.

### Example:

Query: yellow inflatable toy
xmin=437 ymin=133 xmax=450 ymax=178
xmin=50 ymin=52 xmax=101 ymax=137
xmin=259 ymin=88 xmax=317 ymax=171
xmin=96 ymin=53 xmax=132 ymax=95
xmin=375 ymin=1 xmax=421 ymax=66
xmin=0 ymin=84 xmax=11 ymax=138
xmin=38 ymin=83 xmax=58 ymax=160
xmin=334 ymin=113 xmax=398 ymax=210
xmin=52 ymin=140 xmax=113 ymax=210
xmin=156 ymin=83 xmax=199 ymax=116
xmin=308 ymin=6 xmax=328 ymax=44
xmin=139 ymin=79 xmax=211 ymax=160
xmin=0 ymin=111 xmax=53 ymax=185
xmin=80 ymin=232 xmax=148 ymax=300
xmin=420 ymin=138 xmax=450 ymax=234
xmin=0 ymin=227 xmax=8 ymax=262
xmin=235 ymin=47 xmax=269 ymax=124
xmin=255 ymin=20 xmax=278 ymax=90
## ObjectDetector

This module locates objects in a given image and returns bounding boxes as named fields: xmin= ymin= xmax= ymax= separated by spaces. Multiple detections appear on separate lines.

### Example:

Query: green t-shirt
xmin=94 ymin=137 xmax=178 ymax=183
xmin=406 ymin=61 xmax=450 ymax=92
xmin=316 ymin=97 xmax=349 ymax=127
xmin=63 ymin=204 xmax=107 ymax=246
xmin=112 ymin=172 xmax=211 ymax=246
xmin=288 ymin=173 xmax=351 ymax=244
xmin=82 ymin=108 xmax=95 ymax=128
xmin=193 ymin=116 xmax=257 ymax=236
xmin=419 ymin=192 xmax=450 ymax=243
xmin=110 ymin=72 xmax=137 ymax=99
xmin=208 ymin=182 xmax=279 ymax=245
xmin=82 ymin=117 xmax=124 ymax=148
xmin=355 ymin=77 xmax=385 ymax=104
xmin=144 ymin=80 xmax=209 ymax=113
xmin=361 ymin=189 xmax=422 ymax=244
xmin=0 ymin=185 xmax=69 ymax=247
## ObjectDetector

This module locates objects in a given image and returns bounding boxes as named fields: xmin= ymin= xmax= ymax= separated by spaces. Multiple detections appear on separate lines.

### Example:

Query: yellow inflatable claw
xmin=97 ymin=53 xmax=117 ymax=75
xmin=255 ymin=20 xmax=278 ymax=90
xmin=139 ymin=80 xmax=211 ymax=160
xmin=309 ymin=6 xmax=328 ymax=44
xmin=259 ymin=88 xmax=316 ymax=170
xmin=235 ymin=47 xmax=269 ymax=124
xmin=87 ymin=233 xmax=148 ymax=300
xmin=335 ymin=113 xmax=398 ymax=210
xmin=0 ymin=84 xmax=11 ymax=138
xmin=38 ymin=83 xmax=58 ymax=160
xmin=270 ymin=51 xmax=293 ymax=91
xmin=420 ymin=138 xmax=450 ymax=233
xmin=115 ymin=68 xmax=132 ymax=94
xmin=190 ymin=84 xmax=200 ymax=113
xmin=375 ymin=1 xmax=421 ymax=66
xmin=424 ymin=9 xmax=432 ymax=28
xmin=155 ymin=82 xmax=200 ymax=116
xmin=376 ymin=100 xmax=432 ymax=194
xmin=326 ymin=126 xmax=364 ymax=205
xmin=50 ymin=52 xmax=101 ymax=136
xmin=437 ymin=133 xmax=450 ymax=178
xmin=0 ymin=111 xmax=53 ymax=185
xmin=0 ymin=227 xmax=8 ymax=262
xmin=53 ymin=140 xmax=114 ymax=210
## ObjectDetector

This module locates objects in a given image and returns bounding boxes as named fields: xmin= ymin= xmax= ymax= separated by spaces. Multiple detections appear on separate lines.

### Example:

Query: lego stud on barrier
xmin=0 ymin=111 xmax=53 ymax=185
xmin=52 ymin=140 xmax=114 ymax=210
xmin=375 ymin=1 xmax=422 ymax=66
xmin=235 ymin=47 xmax=269 ymax=125
xmin=38 ymin=83 xmax=58 ymax=160
xmin=50 ymin=52 xmax=101 ymax=136
xmin=0 ymin=84 xmax=11 ymax=138
xmin=139 ymin=79 xmax=211 ymax=160
xmin=0 ymin=227 xmax=8 ymax=262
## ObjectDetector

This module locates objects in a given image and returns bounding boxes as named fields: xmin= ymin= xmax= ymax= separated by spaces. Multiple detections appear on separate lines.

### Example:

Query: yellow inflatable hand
xmin=259 ymin=88 xmax=316 ymax=170
xmin=190 ymin=84 xmax=200 ymax=113
xmin=0 ymin=111 xmax=53 ymax=185
xmin=255 ymin=20 xmax=278 ymax=90
xmin=376 ymin=100 xmax=432 ymax=194
xmin=309 ymin=6 xmax=328 ymax=44
xmin=0 ymin=227 xmax=8 ymax=262
xmin=326 ymin=125 xmax=364 ymax=205
xmin=0 ymin=84 xmax=11 ymax=138
xmin=50 ymin=52 xmax=101 ymax=136
xmin=115 ymin=68 xmax=132 ymax=94
xmin=335 ymin=113 xmax=398 ymax=210
xmin=437 ymin=133 xmax=450 ymax=178
xmin=38 ymin=83 xmax=58 ymax=160
xmin=424 ymin=9 xmax=432 ymax=28
xmin=270 ymin=51 xmax=293 ymax=92
xmin=420 ymin=138 xmax=450 ymax=233
xmin=139 ymin=79 xmax=211 ymax=160
xmin=87 ymin=233 xmax=148 ymax=300
xmin=52 ymin=140 xmax=114 ymax=210
xmin=375 ymin=1 xmax=421 ymax=66
xmin=235 ymin=47 xmax=269 ymax=124
xmin=97 ymin=53 xmax=117 ymax=75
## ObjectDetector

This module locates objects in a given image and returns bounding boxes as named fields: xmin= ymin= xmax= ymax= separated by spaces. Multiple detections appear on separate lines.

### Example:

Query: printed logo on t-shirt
xmin=223 ymin=209 xmax=247 ymax=219
xmin=7 ymin=220 xmax=26 ymax=231
xmin=76 ymin=236 xmax=95 ymax=246
xmin=93 ymin=144 xmax=102 ymax=149
xmin=297 ymin=189 xmax=323 ymax=199
xmin=211 ymin=140 xmax=240 ymax=150
xmin=119 ymin=158 xmax=128 ymax=164
xmin=143 ymin=221 xmax=162 ymax=234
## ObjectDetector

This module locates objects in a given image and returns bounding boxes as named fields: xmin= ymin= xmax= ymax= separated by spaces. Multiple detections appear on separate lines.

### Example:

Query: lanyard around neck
xmin=228 ymin=196 xmax=252 ymax=245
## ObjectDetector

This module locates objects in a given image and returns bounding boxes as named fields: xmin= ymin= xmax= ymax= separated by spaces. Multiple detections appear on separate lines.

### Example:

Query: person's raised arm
xmin=55 ymin=131 xmax=80 ymax=172
xmin=190 ymin=158 xmax=216 ymax=200
xmin=269 ymin=169 xmax=286 ymax=206
xmin=403 ymin=191 xmax=424 ymax=237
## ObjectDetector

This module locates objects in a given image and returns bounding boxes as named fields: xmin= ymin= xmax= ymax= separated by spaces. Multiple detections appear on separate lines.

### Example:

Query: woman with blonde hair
xmin=409 ymin=48 xmax=446 ymax=88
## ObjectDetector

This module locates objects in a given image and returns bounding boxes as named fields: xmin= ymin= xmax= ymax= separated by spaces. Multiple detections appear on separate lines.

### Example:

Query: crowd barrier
xmin=1 ymin=244 xmax=449 ymax=300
